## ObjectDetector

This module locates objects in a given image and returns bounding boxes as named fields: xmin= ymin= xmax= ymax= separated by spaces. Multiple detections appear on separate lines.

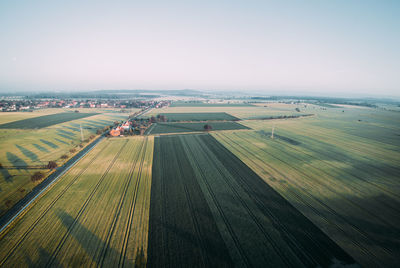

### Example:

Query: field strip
xmin=118 ymin=137 xmax=148 ymax=267
xmin=45 ymin=139 xmax=129 ymax=267
xmin=214 ymin=132 xmax=387 ymax=266
xmin=97 ymin=138 xmax=146 ymax=267
xmin=0 ymin=139 xmax=112 ymax=266
xmin=183 ymin=136 xmax=298 ymax=267
xmin=237 ymin=131 xmax=400 ymax=233
xmin=180 ymin=137 xmax=251 ymax=267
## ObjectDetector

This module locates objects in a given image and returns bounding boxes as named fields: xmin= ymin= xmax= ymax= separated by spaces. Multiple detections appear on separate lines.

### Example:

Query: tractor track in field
xmin=182 ymin=138 xmax=252 ymax=268
xmin=45 ymin=139 xmax=129 ymax=267
xmin=98 ymin=138 xmax=146 ymax=267
xmin=192 ymin=136 xmax=297 ymax=267
xmin=231 ymin=132 xmax=397 ymax=254
xmin=0 ymin=139 xmax=112 ymax=266
xmin=119 ymin=137 xmax=149 ymax=268
xmin=217 ymin=133 xmax=383 ymax=266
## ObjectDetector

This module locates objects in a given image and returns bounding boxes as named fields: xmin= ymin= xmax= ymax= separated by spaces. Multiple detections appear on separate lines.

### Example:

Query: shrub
xmin=69 ymin=148 xmax=76 ymax=153
xmin=61 ymin=154 xmax=68 ymax=159
xmin=204 ymin=124 xmax=212 ymax=131
xmin=47 ymin=161 xmax=58 ymax=169
xmin=31 ymin=171 xmax=45 ymax=182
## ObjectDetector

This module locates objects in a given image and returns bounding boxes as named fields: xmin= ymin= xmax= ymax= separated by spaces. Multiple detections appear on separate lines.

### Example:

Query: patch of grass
xmin=0 ymin=113 xmax=98 ymax=129
xmin=146 ymin=122 xmax=249 ymax=135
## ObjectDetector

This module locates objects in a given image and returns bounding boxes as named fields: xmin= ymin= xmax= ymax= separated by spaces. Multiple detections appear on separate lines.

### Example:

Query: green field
xmin=0 ymin=137 xmax=153 ymax=267
xmin=213 ymin=107 xmax=400 ymax=267
xmin=155 ymin=112 xmax=239 ymax=122
xmin=0 ymin=113 xmax=99 ymax=129
xmin=1 ymin=102 xmax=399 ymax=266
xmin=170 ymin=101 xmax=254 ymax=107
xmin=0 ymin=110 xmax=129 ymax=217
xmin=148 ymin=134 xmax=355 ymax=267
xmin=145 ymin=121 xmax=249 ymax=135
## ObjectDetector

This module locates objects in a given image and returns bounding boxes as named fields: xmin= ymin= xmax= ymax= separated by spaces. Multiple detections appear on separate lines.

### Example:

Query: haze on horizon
xmin=0 ymin=0 xmax=399 ymax=97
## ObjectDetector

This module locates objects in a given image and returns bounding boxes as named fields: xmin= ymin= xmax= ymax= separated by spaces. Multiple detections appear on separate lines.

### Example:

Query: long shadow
xmin=15 ymin=145 xmax=39 ymax=162
xmin=58 ymin=129 xmax=76 ymax=137
xmin=54 ymin=138 xmax=70 ymax=145
xmin=33 ymin=144 xmax=50 ymax=153
xmin=64 ymin=126 xmax=80 ymax=132
xmin=23 ymin=247 xmax=62 ymax=267
xmin=0 ymin=166 xmax=12 ymax=182
xmin=40 ymin=139 xmax=59 ymax=149
xmin=56 ymin=210 xmax=135 ymax=267
xmin=6 ymin=152 xmax=27 ymax=169
xmin=57 ymin=133 xmax=74 ymax=140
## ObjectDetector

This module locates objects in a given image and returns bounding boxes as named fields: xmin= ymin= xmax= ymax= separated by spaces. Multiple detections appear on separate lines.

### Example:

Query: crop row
xmin=148 ymin=134 xmax=356 ymax=267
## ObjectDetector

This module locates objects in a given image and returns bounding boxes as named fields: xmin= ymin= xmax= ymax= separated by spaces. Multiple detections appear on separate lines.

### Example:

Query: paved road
xmin=0 ymin=135 xmax=105 ymax=233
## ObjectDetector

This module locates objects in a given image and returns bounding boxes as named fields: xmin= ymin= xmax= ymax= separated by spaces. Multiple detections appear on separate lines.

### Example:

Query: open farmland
xmin=0 ymin=111 xmax=129 ymax=218
xmin=145 ymin=122 xmax=249 ymax=135
xmin=0 ymin=112 xmax=98 ymax=129
xmin=148 ymin=102 xmax=310 ymax=119
xmin=155 ymin=112 xmax=239 ymax=122
xmin=0 ymin=136 xmax=153 ymax=267
xmin=213 ymin=106 xmax=400 ymax=267
xmin=169 ymin=101 xmax=254 ymax=107
xmin=148 ymin=134 xmax=356 ymax=267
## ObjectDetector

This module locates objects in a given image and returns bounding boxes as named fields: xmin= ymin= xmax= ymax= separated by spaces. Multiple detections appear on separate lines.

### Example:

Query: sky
xmin=0 ymin=0 xmax=399 ymax=97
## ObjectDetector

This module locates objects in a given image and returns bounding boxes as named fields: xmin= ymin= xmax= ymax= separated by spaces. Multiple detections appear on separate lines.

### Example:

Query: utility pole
xmin=80 ymin=124 xmax=84 ymax=142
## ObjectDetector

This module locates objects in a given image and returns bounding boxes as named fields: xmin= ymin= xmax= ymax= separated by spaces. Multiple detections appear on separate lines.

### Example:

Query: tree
xmin=31 ymin=171 xmax=45 ymax=182
xmin=295 ymin=108 xmax=301 ymax=112
xmin=150 ymin=116 xmax=157 ymax=123
xmin=204 ymin=124 xmax=212 ymax=131
xmin=61 ymin=154 xmax=68 ymax=159
xmin=47 ymin=161 xmax=57 ymax=169
xmin=69 ymin=148 xmax=77 ymax=153
xmin=96 ymin=129 xmax=102 ymax=135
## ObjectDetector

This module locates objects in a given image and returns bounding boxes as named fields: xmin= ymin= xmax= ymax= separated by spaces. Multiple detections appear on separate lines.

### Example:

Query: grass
xmin=0 ymin=136 xmax=153 ymax=267
xmin=0 ymin=113 xmax=99 ymax=129
xmin=0 ymin=110 xmax=129 ymax=218
xmin=212 ymin=106 xmax=400 ymax=267
xmin=148 ymin=134 xmax=355 ymax=267
xmin=149 ymin=102 xmax=307 ymax=119
xmin=169 ymin=101 xmax=254 ymax=107
xmin=145 ymin=122 xmax=249 ymax=135
xmin=154 ymin=112 xmax=239 ymax=122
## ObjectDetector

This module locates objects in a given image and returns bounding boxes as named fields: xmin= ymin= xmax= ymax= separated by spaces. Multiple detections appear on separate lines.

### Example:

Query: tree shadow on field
xmin=15 ymin=144 xmax=39 ymax=162
xmin=6 ymin=152 xmax=27 ymax=169
xmin=40 ymin=139 xmax=59 ymax=149
xmin=56 ymin=210 xmax=135 ymax=267
xmin=64 ymin=126 xmax=80 ymax=132
xmin=0 ymin=166 xmax=12 ymax=182
xmin=57 ymin=133 xmax=74 ymax=140
xmin=23 ymin=247 xmax=62 ymax=267
xmin=54 ymin=138 xmax=70 ymax=145
xmin=33 ymin=143 xmax=49 ymax=153
xmin=58 ymin=129 xmax=76 ymax=137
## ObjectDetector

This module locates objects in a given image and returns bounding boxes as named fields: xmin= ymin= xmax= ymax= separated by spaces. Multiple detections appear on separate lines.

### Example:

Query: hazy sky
xmin=1 ymin=0 xmax=399 ymax=96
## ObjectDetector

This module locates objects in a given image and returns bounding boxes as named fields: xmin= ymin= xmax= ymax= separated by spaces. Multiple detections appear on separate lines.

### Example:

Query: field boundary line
xmin=0 ymin=137 xmax=111 ymax=266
